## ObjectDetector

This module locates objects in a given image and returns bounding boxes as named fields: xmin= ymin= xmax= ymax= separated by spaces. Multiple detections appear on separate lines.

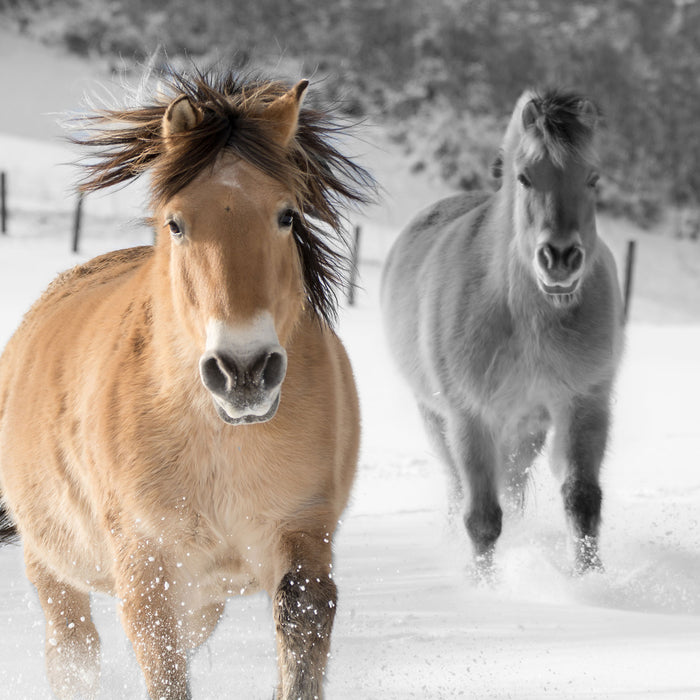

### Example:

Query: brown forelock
xmin=71 ymin=67 xmax=375 ymax=326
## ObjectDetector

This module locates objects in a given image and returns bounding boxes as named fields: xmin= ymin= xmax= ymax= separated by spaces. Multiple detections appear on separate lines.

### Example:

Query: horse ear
xmin=491 ymin=150 xmax=504 ymax=180
xmin=577 ymin=98 xmax=598 ymax=130
xmin=262 ymin=79 xmax=309 ymax=147
xmin=521 ymin=99 xmax=540 ymax=130
xmin=162 ymin=95 xmax=202 ymax=139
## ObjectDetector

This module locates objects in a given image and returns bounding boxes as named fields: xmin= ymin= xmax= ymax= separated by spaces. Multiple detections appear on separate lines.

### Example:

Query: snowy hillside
xmin=0 ymin=26 xmax=699 ymax=700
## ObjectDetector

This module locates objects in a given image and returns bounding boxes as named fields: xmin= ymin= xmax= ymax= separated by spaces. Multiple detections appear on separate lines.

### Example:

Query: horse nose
xmin=200 ymin=348 xmax=287 ymax=396
xmin=536 ymin=242 xmax=585 ymax=277
xmin=249 ymin=349 xmax=287 ymax=391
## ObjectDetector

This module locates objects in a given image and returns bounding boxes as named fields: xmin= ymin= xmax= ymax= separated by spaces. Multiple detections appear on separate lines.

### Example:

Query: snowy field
xmin=1 ymin=27 xmax=700 ymax=700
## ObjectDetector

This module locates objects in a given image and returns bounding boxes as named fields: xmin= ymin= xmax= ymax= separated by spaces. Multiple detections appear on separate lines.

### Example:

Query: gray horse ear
xmin=491 ymin=150 xmax=504 ymax=180
xmin=162 ymin=95 xmax=202 ymax=139
xmin=522 ymin=99 xmax=540 ymax=130
xmin=577 ymin=99 xmax=598 ymax=130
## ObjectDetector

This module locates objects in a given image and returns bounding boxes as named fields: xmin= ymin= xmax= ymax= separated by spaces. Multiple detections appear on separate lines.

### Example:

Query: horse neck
xmin=145 ymin=245 xmax=206 ymax=395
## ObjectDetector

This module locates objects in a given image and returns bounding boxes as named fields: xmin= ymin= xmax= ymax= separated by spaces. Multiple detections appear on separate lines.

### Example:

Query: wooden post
xmin=347 ymin=224 xmax=361 ymax=306
xmin=623 ymin=239 xmax=636 ymax=323
xmin=1 ymin=171 xmax=6 ymax=235
xmin=72 ymin=192 xmax=84 ymax=253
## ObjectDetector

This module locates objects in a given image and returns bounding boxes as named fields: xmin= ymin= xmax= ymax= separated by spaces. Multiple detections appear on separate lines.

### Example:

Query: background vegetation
xmin=4 ymin=0 xmax=700 ymax=229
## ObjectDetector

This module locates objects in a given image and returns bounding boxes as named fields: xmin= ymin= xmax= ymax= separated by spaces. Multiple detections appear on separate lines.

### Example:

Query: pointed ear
xmin=261 ymin=79 xmax=309 ymax=147
xmin=521 ymin=99 xmax=540 ymax=130
xmin=491 ymin=149 xmax=504 ymax=180
xmin=162 ymin=95 xmax=202 ymax=139
xmin=577 ymin=98 xmax=598 ymax=130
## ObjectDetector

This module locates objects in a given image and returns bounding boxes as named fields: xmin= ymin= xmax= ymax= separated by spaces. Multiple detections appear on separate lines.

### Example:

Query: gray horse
xmin=381 ymin=89 xmax=624 ymax=575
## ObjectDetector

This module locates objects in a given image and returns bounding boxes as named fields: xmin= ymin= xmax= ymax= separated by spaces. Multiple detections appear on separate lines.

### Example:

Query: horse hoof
xmin=573 ymin=536 xmax=604 ymax=576
xmin=471 ymin=550 xmax=498 ymax=586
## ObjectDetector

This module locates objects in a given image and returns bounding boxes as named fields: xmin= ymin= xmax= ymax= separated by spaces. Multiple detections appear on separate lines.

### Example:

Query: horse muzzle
xmin=534 ymin=241 xmax=585 ymax=300
xmin=199 ymin=347 xmax=287 ymax=425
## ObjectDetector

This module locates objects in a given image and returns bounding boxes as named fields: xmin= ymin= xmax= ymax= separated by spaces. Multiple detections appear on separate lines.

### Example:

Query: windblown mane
xmin=72 ymin=66 xmax=375 ymax=325
xmin=513 ymin=88 xmax=599 ymax=169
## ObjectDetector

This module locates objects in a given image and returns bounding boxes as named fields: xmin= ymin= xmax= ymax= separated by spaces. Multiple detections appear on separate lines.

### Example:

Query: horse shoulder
xmin=382 ymin=192 xmax=495 ymax=398
xmin=0 ymin=247 xmax=158 ymax=583
xmin=417 ymin=198 xmax=505 ymax=395
xmin=384 ymin=191 xmax=491 ymax=282
xmin=563 ymin=240 xmax=626 ymax=380
xmin=596 ymin=238 xmax=625 ymax=325
xmin=281 ymin=314 xmax=359 ymax=500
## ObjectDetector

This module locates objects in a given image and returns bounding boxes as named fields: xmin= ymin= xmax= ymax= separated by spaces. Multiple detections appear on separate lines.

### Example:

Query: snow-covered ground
xmin=1 ymin=26 xmax=699 ymax=700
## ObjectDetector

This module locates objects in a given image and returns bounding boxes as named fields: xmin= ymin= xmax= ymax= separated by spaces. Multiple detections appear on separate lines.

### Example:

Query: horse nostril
xmin=261 ymin=351 xmax=286 ymax=390
xmin=563 ymin=245 xmax=584 ymax=273
xmin=536 ymin=244 xmax=556 ymax=271
xmin=200 ymin=354 xmax=237 ymax=394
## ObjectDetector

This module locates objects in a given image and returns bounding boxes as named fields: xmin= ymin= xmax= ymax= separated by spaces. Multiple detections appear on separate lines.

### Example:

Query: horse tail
xmin=503 ymin=463 xmax=534 ymax=513
xmin=0 ymin=495 xmax=19 ymax=545
xmin=503 ymin=431 xmax=547 ymax=513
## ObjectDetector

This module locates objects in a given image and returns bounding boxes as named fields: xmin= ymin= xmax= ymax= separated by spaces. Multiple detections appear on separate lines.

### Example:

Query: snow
xmin=1 ymin=26 xmax=699 ymax=700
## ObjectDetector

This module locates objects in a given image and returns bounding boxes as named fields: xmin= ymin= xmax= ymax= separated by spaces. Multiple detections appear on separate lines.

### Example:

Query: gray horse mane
xmin=506 ymin=88 xmax=599 ymax=170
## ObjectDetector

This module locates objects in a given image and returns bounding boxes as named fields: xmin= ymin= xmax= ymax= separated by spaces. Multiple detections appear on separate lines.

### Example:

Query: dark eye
xmin=517 ymin=173 xmax=531 ymax=189
xmin=166 ymin=219 xmax=183 ymax=239
xmin=588 ymin=173 xmax=600 ymax=189
xmin=278 ymin=209 xmax=295 ymax=228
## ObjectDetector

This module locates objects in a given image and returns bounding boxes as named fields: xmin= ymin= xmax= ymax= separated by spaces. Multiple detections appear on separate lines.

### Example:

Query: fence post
xmin=72 ymin=192 xmax=84 ymax=253
xmin=1 ymin=171 xmax=6 ymax=235
xmin=347 ymin=224 xmax=362 ymax=306
xmin=623 ymin=239 xmax=636 ymax=323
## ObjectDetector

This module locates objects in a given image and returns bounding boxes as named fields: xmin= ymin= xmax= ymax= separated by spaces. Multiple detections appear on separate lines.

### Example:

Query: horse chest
xmin=141 ymin=438 xmax=309 ymax=597
xmin=461 ymin=324 xmax=587 ymax=425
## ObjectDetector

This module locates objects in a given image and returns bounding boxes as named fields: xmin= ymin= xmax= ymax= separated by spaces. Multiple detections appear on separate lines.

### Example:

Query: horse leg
xmin=25 ymin=552 xmax=101 ymax=700
xmin=115 ymin=550 xmax=190 ymax=699
xmin=553 ymin=389 xmax=611 ymax=574
xmin=417 ymin=401 xmax=464 ymax=511
xmin=447 ymin=410 xmax=502 ymax=570
xmin=274 ymin=531 xmax=337 ymax=700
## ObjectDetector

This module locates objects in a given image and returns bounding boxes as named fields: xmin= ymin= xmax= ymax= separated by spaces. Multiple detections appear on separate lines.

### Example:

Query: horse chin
xmin=212 ymin=393 xmax=281 ymax=425
xmin=537 ymin=278 xmax=581 ymax=308
xmin=544 ymin=291 xmax=579 ymax=309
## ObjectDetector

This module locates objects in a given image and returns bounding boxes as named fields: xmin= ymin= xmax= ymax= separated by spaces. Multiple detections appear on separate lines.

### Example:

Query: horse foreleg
xmin=273 ymin=532 xmax=337 ymax=700
xmin=116 ymin=551 xmax=190 ymax=700
xmin=448 ymin=411 xmax=502 ymax=571
xmin=553 ymin=389 xmax=611 ymax=574
xmin=417 ymin=401 xmax=464 ymax=513
xmin=25 ymin=552 xmax=101 ymax=700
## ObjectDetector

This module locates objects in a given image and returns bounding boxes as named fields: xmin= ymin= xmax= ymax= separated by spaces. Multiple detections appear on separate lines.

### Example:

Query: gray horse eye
xmin=517 ymin=173 xmax=531 ymax=189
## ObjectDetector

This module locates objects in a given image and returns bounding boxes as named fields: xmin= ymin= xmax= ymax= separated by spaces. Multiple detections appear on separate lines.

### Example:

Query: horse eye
xmin=517 ymin=173 xmax=531 ymax=189
xmin=278 ymin=209 xmax=296 ymax=228
xmin=588 ymin=174 xmax=600 ymax=189
xmin=167 ymin=220 xmax=183 ymax=239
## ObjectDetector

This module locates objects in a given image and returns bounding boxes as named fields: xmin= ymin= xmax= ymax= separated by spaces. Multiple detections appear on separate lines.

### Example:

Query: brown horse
xmin=381 ymin=89 xmax=624 ymax=577
xmin=0 ymin=67 xmax=372 ymax=699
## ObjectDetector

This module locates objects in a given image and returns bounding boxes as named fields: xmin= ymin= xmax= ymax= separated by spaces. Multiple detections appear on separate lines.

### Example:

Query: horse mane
xmin=71 ymin=66 xmax=375 ymax=326
xmin=512 ymin=88 xmax=599 ymax=170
